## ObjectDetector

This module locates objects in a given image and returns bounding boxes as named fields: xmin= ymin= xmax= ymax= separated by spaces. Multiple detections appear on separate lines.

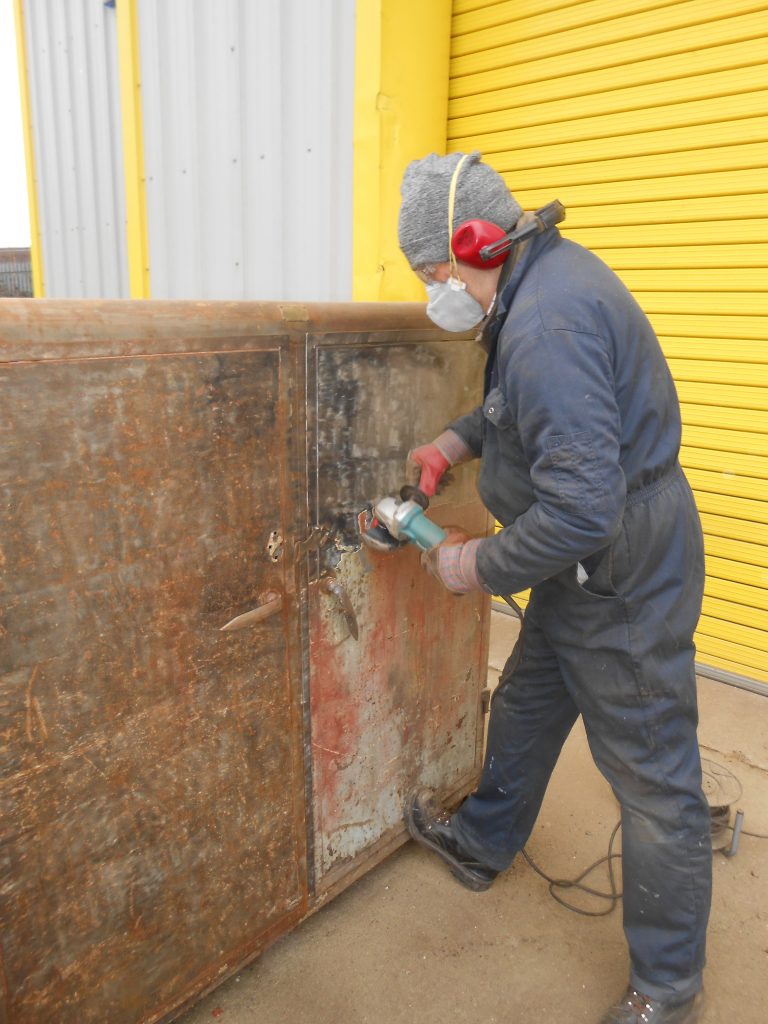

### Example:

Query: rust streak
xmin=24 ymin=664 xmax=39 ymax=742
xmin=0 ymin=938 xmax=11 ymax=1017
xmin=32 ymin=696 xmax=49 ymax=741
xmin=311 ymin=742 xmax=341 ymax=757
xmin=80 ymin=754 xmax=107 ymax=779
xmin=335 ymin=819 xmax=374 ymax=831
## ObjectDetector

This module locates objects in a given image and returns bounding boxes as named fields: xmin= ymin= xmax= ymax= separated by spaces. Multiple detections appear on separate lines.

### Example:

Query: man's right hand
xmin=405 ymin=429 xmax=475 ymax=498
xmin=405 ymin=443 xmax=451 ymax=497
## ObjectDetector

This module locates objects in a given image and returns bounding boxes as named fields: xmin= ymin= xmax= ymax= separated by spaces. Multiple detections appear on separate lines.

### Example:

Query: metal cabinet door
xmin=0 ymin=336 xmax=307 ymax=1023
xmin=305 ymin=329 xmax=491 ymax=894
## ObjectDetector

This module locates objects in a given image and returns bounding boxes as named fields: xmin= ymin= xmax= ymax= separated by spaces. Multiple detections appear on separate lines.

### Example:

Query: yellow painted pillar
xmin=12 ymin=0 xmax=44 ymax=296
xmin=353 ymin=0 xmax=451 ymax=301
xmin=116 ymin=0 xmax=150 ymax=298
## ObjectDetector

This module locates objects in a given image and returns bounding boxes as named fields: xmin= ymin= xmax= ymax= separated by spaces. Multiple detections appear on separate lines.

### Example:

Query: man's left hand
xmin=421 ymin=529 xmax=487 ymax=594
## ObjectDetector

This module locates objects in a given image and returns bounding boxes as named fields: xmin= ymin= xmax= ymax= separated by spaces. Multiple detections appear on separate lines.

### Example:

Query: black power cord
xmin=522 ymin=822 xmax=623 ymax=917
xmin=521 ymin=808 xmax=768 ymax=919
xmin=727 ymin=825 xmax=768 ymax=839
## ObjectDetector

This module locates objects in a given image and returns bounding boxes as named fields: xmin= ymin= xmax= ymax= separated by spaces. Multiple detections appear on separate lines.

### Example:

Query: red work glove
xmin=406 ymin=429 xmax=474 ymax=498
xmin=420 ymin=529 xmax=487 ymax=594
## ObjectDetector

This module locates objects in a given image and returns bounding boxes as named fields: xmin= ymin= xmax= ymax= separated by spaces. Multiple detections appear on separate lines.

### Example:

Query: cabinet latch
xmin=295 ymin=526 xmax=334 ymax=560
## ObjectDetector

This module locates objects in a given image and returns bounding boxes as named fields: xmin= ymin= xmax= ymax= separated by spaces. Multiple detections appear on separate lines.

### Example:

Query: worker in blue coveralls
xmin=399 ymin=151 xmax=711 ymax=1024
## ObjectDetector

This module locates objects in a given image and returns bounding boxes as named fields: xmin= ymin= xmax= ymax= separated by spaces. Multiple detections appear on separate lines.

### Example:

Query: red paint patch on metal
xmin=306 ymin=327 xmax=492 ymax=890
xmin=311 ymin=536 xmax=487 ymax=888
xmin=310 ymin=508 xmax=490 ymax=887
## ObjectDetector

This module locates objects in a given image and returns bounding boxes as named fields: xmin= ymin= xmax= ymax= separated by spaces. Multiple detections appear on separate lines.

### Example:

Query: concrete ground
xmin=180 ymin=610 xmax=768 ymax=1024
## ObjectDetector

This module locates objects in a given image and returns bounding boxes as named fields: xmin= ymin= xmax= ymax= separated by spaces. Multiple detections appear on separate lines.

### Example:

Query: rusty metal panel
xmin=0 ymin=307 xmax=308 ymax=1023
xmin=0 ymin=300 xmax=491 ymax=1022
xmin=306 ymin=333 xmax=490 ymax=890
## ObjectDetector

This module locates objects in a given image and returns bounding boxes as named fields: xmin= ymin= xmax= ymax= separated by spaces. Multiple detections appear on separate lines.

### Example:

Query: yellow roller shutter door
xmin=450 ymin=0 xmax=768 ymax=685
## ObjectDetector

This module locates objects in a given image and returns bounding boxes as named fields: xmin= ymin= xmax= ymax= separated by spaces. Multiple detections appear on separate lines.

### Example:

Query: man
xmin=399 ymin=151 xmax=711 ymax=1024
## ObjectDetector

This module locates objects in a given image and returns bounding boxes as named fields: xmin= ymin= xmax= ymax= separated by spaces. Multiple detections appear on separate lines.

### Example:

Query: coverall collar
xmin=481 ymin=225 xmax=562 ymax=395
xmin=491 ymin=226 xmax=560 ymax=334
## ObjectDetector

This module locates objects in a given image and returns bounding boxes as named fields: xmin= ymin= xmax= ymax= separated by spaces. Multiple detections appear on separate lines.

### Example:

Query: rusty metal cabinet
xmin=0 ymin=302 xmax=491 ymax=1023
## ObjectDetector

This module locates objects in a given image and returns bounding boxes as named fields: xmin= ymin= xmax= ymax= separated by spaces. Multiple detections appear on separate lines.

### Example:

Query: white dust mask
xmin=425 ymin=277 xmax=485 ymax=332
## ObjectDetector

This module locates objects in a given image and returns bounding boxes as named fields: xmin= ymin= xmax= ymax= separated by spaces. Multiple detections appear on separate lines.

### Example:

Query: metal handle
xmin=320 ymin=575 xmax=359 ymax=641
xmin=219 ymin=591 xmax=283 ymax=632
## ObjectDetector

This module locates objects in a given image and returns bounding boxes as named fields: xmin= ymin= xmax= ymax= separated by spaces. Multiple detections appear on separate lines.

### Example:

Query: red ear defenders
xmin=451 ymin=200 xmax=566 ymax=269
xmin=451 ymin=220 xmax=509 ymax=268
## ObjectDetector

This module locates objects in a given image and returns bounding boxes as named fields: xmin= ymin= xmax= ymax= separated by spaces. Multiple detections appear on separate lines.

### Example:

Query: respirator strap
xmin=447 ymin=154 xmax=470 ymax=279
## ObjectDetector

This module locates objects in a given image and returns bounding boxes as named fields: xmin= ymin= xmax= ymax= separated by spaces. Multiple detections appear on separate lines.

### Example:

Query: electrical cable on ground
xmin=522 ymin=823 xmax=623 ymax=917
xmin=522 ymin=805 xmax=768 ymax=919
xmin=496 ymin=597 xmax=768 ymax=918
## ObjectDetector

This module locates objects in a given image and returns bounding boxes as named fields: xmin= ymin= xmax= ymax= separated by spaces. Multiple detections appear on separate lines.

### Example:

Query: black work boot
xmin=404 ymin=788 xmax=498 ymax=892
xmin=600 ymin=987 xmax=705 ymax=1023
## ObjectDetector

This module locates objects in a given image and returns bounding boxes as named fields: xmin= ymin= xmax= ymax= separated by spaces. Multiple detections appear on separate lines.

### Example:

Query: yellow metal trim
xmin=672 ymin=360 xmax=768 ymax=387
xmin=705 ymin=575 xmax=768 ymax=613
xmin=694 ymin=489 xmax=768 ymax=525
xmin=641 ymin=294 xmax=768 ymax=317
xmin=449 ymin=0 xmax=768 ymax=691
xmin=512 ymin=169 xmax=767 ymax=216
xmin=589 ymin=239 xmax=768 ymax=270
xmin=696 ymin=651 xmax=768 ymax=686
xmin=12 ymin=0 xmax=44 ymax=296
xmin=677 ymin=381 xmax=768 ymax=411
xmin=681 ymin=447 xmax=767 ymax=481
xmin=490 ymin=115 xmax=768 ymax=185
xmin=665 ymin=340 xmax=768 ymax=363
xmin=452 ymin=0 xmax=679 ymax=47
xmin=698 ymin=614 xmax=766 ymax=657
xmin=569 ymin=218 xmax=768 ymax=249
xmin=116 ymin=0 xmax=150 ymax=298
xmin=683 ymin=424 xmax=768 ymax=458
xmin=504 ymin=145 xmax=768 ymax=197
xmin=451 ymin=61 xmax=765 ymax=126
xmin=689 ymin=467 xmax=767 ymax=504
xmin=554 ymin=194 xmax=767 ymax=231
xmin=700 ymin=513 xmax=768 ymax=548
xmin=702 ymin=594 xmax=767 ymax=633
xmin=451 ymin=35 xmax=767 ymax=107
xmin=705 ymin=534 xmax=768 ymax=575
xmin=657 ymin=316 xmax=768 ymax=342
xmin=681 ymin=405 xmax=768 ymax=435
xmin=705 ymin=554 xmax=768 ymax=592
xmin=695 ymin=634 xmax=768 ymax=677
xmin=352 ymin=0 xmax=451 ymax=301
xmin=450 ymin=91 xmax=768 ymax=156
xmin=450 ymin=5 xmax=768 ymax=78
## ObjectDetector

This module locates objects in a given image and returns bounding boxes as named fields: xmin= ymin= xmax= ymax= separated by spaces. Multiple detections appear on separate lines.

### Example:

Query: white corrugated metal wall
xmin=449 ymin=0 xmax=768 ymax=686
xmin=18 ymin=0 xmax=355 ymax=300
xmin=20 ymin=0 xmax=128 ymax=297
xmin=137 ymin=0 xmax=355 ymax=300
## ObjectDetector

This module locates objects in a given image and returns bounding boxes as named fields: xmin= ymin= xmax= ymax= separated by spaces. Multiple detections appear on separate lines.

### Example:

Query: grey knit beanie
xmin=398 ymin=151 xmax=522 ymax=268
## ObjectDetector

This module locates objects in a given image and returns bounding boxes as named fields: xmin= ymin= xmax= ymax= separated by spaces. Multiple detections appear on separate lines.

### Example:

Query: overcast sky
xmin=1 ymin=0 xmax=32 ymax=247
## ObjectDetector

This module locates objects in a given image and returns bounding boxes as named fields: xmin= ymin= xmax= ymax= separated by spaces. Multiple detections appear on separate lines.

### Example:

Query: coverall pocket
xmin=576 ymin=526 xmax=629 ymax=601
xmin=576 ymin=553 xmax=621 ymax=601
xmin=483 ymin=387 xmax=526 ymax=464
xmin=547 ymin=430 xmax=608 ymax=513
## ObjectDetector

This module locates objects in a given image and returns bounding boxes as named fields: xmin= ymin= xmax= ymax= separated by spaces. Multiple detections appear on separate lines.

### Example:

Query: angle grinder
xmin=361 ymin=485 xmax=446 ymax=553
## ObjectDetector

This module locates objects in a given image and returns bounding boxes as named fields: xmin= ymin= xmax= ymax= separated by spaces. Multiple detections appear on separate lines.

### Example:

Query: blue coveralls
xmin=448 ymin=227 xmax=712 ymax=1000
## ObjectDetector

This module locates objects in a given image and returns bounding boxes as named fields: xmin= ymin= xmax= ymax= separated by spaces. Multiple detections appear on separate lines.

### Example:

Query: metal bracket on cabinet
xmin=294 ymin=526 xmax=334 ymax=561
